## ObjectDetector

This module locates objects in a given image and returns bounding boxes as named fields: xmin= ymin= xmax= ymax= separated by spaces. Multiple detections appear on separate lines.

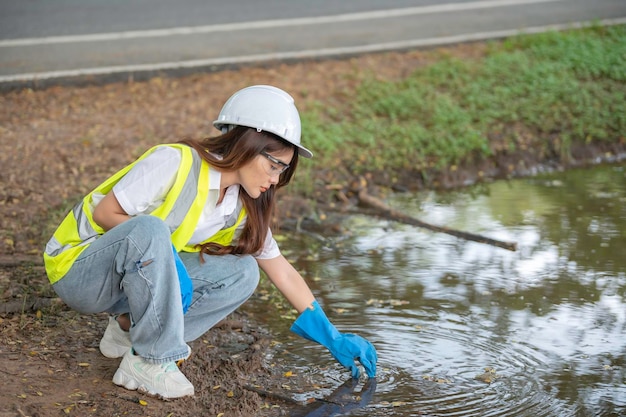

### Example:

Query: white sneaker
xmin=112 ymin=349 xmax=195 ymax=399
xmin=99 ymin=316 xmax=132 ymax=358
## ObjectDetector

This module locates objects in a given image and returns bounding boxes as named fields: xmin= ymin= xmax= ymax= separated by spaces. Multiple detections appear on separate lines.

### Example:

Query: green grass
xmin=294 ymin=24 xmax=626 ymax=195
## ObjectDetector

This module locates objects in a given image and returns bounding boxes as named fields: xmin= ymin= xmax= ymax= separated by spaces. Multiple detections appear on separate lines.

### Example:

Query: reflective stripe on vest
xmin=43 ymin=144 xmax=246 ymax=284
xmin=189 ymin=199 xmax=247 ymax=252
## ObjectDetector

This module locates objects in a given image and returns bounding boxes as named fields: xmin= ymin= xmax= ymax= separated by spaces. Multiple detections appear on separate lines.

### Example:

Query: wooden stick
xmin=356 ymin=188 xmax=517 ymax=252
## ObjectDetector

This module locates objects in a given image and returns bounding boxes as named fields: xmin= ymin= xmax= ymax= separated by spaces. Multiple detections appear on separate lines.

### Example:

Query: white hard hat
xmin=213 ymin=85 xmax=313 ymax=158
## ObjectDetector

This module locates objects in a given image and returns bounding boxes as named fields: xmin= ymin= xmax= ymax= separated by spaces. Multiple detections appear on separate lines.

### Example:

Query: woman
xmin=44 ymin=85 xmax=377 ymax=399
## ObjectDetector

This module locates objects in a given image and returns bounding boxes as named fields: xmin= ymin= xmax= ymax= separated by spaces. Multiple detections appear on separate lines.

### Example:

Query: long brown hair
xmin=178 ymin=126 xmax=299 ymax=256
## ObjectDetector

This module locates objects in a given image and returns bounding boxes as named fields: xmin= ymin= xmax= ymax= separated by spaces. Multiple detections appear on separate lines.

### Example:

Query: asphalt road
xmin=0 ymin=0 xmax=625 ymax=87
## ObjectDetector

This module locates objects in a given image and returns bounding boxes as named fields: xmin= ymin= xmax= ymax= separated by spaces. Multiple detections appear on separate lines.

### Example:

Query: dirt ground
xmin=1 ymin=41 xmax=624 ymax=417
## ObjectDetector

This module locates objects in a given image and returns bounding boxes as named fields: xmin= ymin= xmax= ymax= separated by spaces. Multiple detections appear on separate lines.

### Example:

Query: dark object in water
xmin=290 ymin=378 xmax=377 ymax=417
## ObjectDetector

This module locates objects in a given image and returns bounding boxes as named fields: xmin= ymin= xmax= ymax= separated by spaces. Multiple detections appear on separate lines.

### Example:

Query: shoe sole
xmin=112 ymin=368 xmax=195 ymax=399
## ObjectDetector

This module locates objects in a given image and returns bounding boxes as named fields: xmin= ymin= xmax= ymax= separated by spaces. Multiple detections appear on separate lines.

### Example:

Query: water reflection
xmin=251 ymin=164 xmax=626 ymax=416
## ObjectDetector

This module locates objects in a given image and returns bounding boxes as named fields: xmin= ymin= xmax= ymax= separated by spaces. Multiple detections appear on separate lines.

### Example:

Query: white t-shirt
xmin=106 ymin=146 xmax=280 ymax=259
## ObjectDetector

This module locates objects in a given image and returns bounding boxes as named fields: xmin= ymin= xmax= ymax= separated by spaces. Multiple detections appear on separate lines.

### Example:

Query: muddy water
xmin=250 ymin=164 xmax=626 ymax=416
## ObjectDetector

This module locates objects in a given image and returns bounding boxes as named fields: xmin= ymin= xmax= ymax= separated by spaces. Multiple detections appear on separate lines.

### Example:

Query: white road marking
xmin=2 ymin=18 xmax=624 ymax=84
xmin=0 ymin=0 xmax=565 ymax=47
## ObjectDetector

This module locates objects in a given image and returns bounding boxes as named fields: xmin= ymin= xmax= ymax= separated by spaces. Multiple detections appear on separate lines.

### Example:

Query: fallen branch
xmin=355 ymin=185 xmax=517 ymax=252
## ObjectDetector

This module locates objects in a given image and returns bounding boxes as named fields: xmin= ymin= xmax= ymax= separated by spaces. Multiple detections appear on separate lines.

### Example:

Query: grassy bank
xmin=295 ymin=24 xmax=626 ymax=195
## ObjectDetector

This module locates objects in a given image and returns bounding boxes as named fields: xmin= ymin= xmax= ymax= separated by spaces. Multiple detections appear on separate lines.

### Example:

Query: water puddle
xmin=249 ymin=164 xmax=626 ymax=416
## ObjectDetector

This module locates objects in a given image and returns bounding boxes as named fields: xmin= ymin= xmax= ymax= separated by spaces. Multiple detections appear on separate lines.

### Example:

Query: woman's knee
xmin=183 ymin=253 xmax=259 ymax=299
xmin=122 ymin=217 xmax=171 ymax=254
xmin=237 ymin=255 xmax=260 ymax=294
xmin=126 ymin=216 xmax=170 ymax=239
xmin=198 ymin=253 xmax=259 ymax=295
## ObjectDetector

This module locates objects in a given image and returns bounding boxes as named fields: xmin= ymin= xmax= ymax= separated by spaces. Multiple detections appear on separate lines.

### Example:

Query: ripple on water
xmin=362 ymin=309 xmax=578 ymax=416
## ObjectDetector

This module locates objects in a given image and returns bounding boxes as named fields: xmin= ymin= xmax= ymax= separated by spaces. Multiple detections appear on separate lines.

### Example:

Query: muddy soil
xmin=1 ymin=41 xmax=624 ymax=417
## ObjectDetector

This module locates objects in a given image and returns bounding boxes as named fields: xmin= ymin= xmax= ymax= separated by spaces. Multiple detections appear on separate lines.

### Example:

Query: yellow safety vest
xmin=43 ymin=144 xmax=246 ymax=284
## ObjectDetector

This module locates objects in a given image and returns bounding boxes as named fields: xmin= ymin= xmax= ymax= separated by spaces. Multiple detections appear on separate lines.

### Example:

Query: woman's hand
xmin=291 ymin=300 xmax=377 ymax=378
xmin=257 ymin=256 xmax=377 ymax=378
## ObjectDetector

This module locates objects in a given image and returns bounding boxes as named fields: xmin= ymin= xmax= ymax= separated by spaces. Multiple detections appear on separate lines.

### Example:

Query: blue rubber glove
xmin=172 ymin=245 xmax=193 ymax=314
xmin=290 ymin=300 xmax=377 ymax=378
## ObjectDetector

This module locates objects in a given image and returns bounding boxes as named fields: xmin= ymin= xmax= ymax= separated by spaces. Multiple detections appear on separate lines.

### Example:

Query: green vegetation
xmin=296 ymin=24 xmax=626 ymax=195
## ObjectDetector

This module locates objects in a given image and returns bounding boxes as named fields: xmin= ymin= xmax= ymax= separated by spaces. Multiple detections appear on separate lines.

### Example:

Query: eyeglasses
xmin=260 ymin=151 xmax=290 ymax=176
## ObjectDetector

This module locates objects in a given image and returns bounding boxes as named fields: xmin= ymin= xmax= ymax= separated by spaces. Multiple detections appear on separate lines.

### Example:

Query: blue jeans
xmin=52 ymin=216 xmax=259 ymax=364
